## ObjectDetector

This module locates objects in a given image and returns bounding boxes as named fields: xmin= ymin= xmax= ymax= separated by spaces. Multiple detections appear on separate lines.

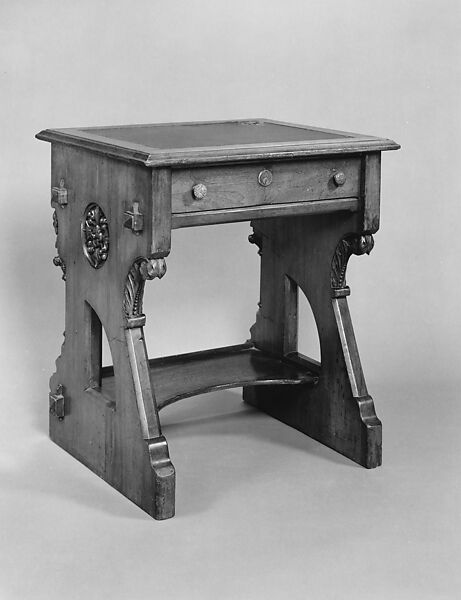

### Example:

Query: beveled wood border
xmin=36 ymin=118 xmax=400 ymax=167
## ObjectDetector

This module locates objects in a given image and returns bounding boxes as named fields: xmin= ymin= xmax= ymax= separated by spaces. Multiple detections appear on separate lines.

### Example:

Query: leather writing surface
xmin=84 ymin=121 xmax=347 ymax=150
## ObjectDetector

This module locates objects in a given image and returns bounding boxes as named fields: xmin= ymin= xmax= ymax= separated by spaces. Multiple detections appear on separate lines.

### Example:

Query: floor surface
xmin=1 ymin=378 xmax=460 ymax=599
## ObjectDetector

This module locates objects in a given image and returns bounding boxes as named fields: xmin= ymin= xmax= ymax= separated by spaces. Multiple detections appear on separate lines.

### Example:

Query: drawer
xmin=171 ymin=157 xmax=361 ymax=213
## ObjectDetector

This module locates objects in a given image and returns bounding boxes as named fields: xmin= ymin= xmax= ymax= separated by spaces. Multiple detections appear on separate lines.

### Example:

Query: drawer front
xmin=171 ymin=157 xmax=361 ymax=213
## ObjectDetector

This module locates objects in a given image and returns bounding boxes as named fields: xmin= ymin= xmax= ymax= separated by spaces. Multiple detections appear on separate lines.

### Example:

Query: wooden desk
xmin=36 ymin=119 xmax=399 ymax=519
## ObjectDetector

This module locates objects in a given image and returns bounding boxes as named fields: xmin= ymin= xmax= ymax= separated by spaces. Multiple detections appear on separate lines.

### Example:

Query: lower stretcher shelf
xmin=101 ymin=343 xmax=318 ymax=410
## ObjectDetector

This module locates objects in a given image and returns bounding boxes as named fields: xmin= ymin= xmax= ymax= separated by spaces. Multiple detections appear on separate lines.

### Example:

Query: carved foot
xmin=147 ymin=436 xmax=176 ymax=520
xmin=355 ymin=394 xmax=382 ymax=468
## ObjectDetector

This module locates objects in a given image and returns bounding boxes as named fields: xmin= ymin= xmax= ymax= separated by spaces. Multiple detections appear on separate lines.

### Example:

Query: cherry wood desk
xmin=36 ymin=119 xmax=399 ymax=519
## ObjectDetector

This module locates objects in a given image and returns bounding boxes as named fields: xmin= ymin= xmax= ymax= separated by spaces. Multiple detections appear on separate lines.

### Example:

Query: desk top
xmin=36 ymin=118 xmax=399 ymax=167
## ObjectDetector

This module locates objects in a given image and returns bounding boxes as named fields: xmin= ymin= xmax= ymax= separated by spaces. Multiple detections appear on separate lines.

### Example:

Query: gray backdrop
xmin=1 ymin=1 xmax=460 ymax=598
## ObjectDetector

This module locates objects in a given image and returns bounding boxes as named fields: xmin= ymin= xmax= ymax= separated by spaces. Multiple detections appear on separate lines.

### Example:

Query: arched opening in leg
xmin=298 ymin=286 xmax=321 ymax=365
xmin=102 ymin=325 xmax=113 ymax=369
xmin=84 ymin=301 xmax=116 ymax=390
xmin=285 ymin=277 xmax=321 ymax=366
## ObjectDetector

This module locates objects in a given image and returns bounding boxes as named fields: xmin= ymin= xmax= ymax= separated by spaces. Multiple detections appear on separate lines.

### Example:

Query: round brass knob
xmin=258 ymin=169 xmax=273 ymax=187
xmin=192 ymin=183 xmax=207 ymax=200
xmin=333 ymin=171 xmax=346 ymax=186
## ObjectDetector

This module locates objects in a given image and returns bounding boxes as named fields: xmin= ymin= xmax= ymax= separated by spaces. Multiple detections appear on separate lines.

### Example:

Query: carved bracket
xmin=51 ymin=208 xmax=67 ymax=281
xmin=124 ymin=257 xmax=167 ymax=327
xmin=53 ymin=255 xmax=66 ymax=281
xmin=331 ymin=234 xmax=374 ymax=297
xmin=52 ymin=210 xmax=58 ymax=235
xmin=248 ymin=230 xmax=262 ymax=256
xmin=248 ymin=225 xmax=264 ymax=338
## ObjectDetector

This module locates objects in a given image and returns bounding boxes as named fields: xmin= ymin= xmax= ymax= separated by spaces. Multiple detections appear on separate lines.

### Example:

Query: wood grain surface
xmin=171 ymin=157 xmax=360 ymax=213
xmin=244 ymin=212 xmax=382 ymax=468
xmin=102 ymin=343 xmax=318 ymax=410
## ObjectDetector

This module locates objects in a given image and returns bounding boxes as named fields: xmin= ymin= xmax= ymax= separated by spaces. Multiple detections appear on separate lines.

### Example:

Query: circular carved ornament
xmin=192 ymin=183 xmax=207 ymax=200
xmin=81 ymin=203 xmax=109 ymax=269
xmin=333 ymin=171 xmax=347 ymax=186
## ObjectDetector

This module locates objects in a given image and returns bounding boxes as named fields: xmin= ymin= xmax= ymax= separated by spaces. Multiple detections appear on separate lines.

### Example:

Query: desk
xmin=36 ymin=119 xmax=399 ymax=519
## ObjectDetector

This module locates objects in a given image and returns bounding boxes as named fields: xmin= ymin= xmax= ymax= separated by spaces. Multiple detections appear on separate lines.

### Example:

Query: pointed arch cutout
xmin=84 ymin=301 xmax=116 ymax=389
xmin=297 ymin=285 xmax=321 ymax=363
xmin=283 ymin=275 xmax=321 ymax=364
xmin=282 ymin=275 xmax=321 ymax=365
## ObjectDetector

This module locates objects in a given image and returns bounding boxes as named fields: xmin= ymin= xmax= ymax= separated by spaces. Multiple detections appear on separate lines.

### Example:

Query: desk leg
xmin=124 ymin=324 xmax=176 ymax=520
xmin=244 ymin=214 xmax=382 ymax=468
xmin=49 ymin=256 xmax=175 ymax=520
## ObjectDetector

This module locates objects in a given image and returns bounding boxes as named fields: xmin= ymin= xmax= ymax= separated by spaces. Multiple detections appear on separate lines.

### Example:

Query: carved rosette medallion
xmin=81 ymin=204 xmax=110 ymax=268
xmin=331 ymin=234 xmax=374 ymax=297
xmin=124 ymin=257 xmax=167 ymax=327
